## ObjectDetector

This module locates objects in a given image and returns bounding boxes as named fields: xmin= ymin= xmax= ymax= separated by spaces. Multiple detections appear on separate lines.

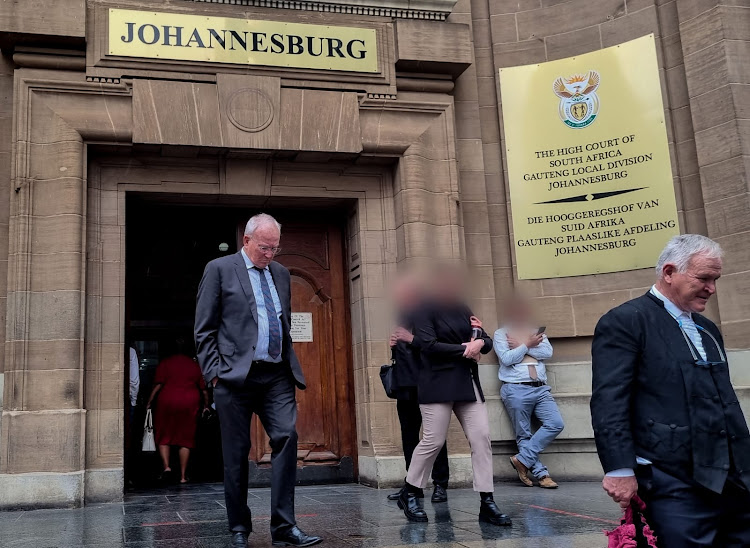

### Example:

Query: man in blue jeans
xmin=493 ymin=297 xmax=563 ymax=489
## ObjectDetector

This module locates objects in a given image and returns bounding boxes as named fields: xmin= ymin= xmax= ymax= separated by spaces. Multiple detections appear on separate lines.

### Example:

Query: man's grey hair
xmin=655 ymin=234 xmax=723 ymax=278
xmin=244 ymin=213 xmax=281 ymax=237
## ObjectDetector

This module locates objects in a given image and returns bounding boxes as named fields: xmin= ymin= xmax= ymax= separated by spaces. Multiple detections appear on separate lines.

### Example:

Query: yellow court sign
xmin=499 ymin=35 xmax=679 ymax=279
xmin=108 ymin=9 xmax=379 ymax=73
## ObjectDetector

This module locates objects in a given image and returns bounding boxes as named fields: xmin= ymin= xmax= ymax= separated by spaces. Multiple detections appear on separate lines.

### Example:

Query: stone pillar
xmin=464 ymin=0 xmax=515 ymax=313
xmin=0 ymin=53 xmax=13 ymax=459
xmin=83 ymin=164 xmax=127 ymax=503
xmin=358 ymin=95 xmax=474 ymax=485
xmin=0 ymin=70 xmax=88 ymax=508
xmin=396 ymin=96 xmax=476 ymax=477
xmin=0 ymin=69 xmax=132 ymax=509
xmin=449 ymin=0 xmax=502 ymax=334
xmin=678 ymin=1 xmax=750 ymax=349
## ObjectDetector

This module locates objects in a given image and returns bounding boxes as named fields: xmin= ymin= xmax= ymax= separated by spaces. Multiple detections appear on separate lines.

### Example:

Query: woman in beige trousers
xmin=394 ymin=270 xmax=511 ymax=527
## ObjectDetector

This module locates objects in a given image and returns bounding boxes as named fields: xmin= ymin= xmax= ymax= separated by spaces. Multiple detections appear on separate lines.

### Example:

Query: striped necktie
xmin=254 ymin=267 xmax=281 ymax=359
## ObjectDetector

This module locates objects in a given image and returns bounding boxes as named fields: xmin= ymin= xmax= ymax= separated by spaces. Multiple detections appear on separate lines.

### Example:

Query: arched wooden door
xmin=240 ymin=221 xmax=356 ymax=481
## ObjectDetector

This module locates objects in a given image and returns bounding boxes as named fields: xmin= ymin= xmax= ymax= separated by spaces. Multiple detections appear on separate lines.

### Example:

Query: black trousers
xmin=396 ymin=389 xmax=449 ymax=487
xmin=637 ymin=465 xmax=750 ymax=547
xmin=214 ymin=363 xmax=298 ymax=535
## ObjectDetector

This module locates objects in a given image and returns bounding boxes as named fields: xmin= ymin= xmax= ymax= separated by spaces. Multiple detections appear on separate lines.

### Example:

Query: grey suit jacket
xmin=194 ymin=251 xmax=306 ymax=389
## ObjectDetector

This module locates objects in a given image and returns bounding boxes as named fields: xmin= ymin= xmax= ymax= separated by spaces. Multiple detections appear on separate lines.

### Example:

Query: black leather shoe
xmin=272 ymin=526 xmax=323 ymax=547
xmin=479 ymin=494 xmax=512 ymax=527
xmin=397 ymin=489 xmax=428 ymax=522
xmin=231 ymin=532 xmax=249 ymax=547
xmin=431 ymin=484 xmax=448 ymax=503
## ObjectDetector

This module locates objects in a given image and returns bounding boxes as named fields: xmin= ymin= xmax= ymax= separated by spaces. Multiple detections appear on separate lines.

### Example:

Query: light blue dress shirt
xmin=606 ymin=285 xmax=706 ymax=477
xmin=651 ymin=285 xmax=706 ymax=360
xmin=493 ymin=327 xmax=553 ymax=383
xmin=241 ymin=249 xmax=283 ymax=363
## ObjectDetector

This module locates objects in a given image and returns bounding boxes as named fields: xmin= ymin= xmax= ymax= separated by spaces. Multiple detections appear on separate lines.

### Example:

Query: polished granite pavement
xmin=0 ymin=482 xmax=622 ymax=547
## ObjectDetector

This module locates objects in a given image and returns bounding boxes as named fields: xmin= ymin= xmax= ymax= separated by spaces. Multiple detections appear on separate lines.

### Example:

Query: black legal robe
xmin=591 ymin=292 xmax=750 ymax=493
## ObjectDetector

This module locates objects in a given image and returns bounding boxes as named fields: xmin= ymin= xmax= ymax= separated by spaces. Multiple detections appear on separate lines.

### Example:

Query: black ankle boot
xmin=389 ymin=478 xmax=424 ymax=500
xmin=397 ymin=484 xmax=428 ymax=522
xmin=479 ymin=492 xmax=512 ymax=526
xmin=431 ymin=484 xmax=448 ymax=503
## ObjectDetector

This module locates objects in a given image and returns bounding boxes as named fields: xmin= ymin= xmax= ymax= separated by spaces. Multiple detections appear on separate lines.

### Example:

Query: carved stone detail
xmin=188 ymin=0 xmax=456 ymax=20
xmin=226 ymin=88 xmax=275 ymax=133
xmin=87 ymin=76 xmax=121 ymax=85
xmin=367 ymin=93 xmax=397 ymax=100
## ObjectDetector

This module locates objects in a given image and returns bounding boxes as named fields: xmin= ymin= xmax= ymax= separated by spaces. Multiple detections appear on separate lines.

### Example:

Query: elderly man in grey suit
xmin=195 ymin=213 xmax=322 ymax=548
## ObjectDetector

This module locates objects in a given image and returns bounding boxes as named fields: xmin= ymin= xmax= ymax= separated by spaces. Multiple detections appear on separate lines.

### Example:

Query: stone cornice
xmin=188 ymin=0 xmax=457 ymax=20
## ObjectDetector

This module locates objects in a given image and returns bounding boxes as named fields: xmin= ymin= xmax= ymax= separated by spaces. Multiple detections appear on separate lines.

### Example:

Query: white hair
xmin=655 ymin=234 xmax=723 ymax=278
xmin=244 ymin=213 xmax=281 ymax=237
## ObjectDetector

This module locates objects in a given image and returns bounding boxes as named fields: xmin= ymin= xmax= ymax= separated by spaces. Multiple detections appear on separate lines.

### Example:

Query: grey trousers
xmin=500 ymin=383 xmax=564 ymax=479
xmin=406 ymin=382 xmax=494 ymax=493
xmin=214 ymin=364 xmax=298 ymax=535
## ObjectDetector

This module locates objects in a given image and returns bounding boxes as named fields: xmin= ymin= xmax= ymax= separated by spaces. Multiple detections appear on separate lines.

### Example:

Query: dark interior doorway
xmin=124 ymin=194 xmax=357 ymax=491
xmin=125 ymin=197 xmax=239 ymax=488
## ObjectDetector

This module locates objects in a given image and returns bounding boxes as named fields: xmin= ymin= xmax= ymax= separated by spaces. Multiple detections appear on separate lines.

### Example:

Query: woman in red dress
xmin=146 ymin=338 xmax=208 ymax=483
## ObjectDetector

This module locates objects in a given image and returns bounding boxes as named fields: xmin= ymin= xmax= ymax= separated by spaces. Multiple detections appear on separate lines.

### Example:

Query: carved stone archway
xmin=0 ymin=68 xmax=464 ymax=508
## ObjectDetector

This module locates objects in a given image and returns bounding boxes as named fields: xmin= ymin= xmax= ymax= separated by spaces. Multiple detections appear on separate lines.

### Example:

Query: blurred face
xmin=243 ymin=224 xmax=281 ymax=269
xmin=434 ymin=269 xmax=466 ymax=303
xmin=505 ymin=299 xmax=532 ymax=325
xmin=392 ymin=277 xmax=420 ymax=311
xmin=662 ymin=253 xmax=722 ymax=313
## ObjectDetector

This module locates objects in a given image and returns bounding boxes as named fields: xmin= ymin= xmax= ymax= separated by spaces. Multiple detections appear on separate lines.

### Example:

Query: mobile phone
xmin=536 ymin=326 xmax=546 ymax=335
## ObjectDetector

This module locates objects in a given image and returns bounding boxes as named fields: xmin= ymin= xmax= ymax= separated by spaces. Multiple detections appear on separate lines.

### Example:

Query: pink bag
xmin=605 ymin=496 xmax=658 ymax=548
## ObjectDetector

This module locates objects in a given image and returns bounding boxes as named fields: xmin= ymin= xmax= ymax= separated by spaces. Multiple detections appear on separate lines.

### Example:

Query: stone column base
xmin=0 ymin=471 xmax=84 ymax=510
xmin=85 ymin=469 xmax=124 ymax=504
xmin=358 ymin=454 xmax=474 ymax=488
xmin=0 ymin=468 xmax=123 ymax=510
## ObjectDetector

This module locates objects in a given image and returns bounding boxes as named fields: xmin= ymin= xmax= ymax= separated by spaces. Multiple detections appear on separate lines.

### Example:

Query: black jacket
xmin=391 ymin=311 xmax=422 ymax=394
xmin=194 ymin=252 xmax=305 ymax=389
xmin=591 ymin=292 xmax=750 ymax=493
xmin=414 ymin=300 xmax=492 ymax=404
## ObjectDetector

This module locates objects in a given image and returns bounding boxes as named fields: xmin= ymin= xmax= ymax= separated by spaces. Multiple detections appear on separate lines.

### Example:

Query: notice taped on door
xmin=290 ymin=312 xmax=313 ymax=342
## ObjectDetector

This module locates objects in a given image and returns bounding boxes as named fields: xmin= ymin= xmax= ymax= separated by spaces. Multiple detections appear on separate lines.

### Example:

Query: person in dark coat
xmin=397 ymin=266 xmax=511 ymax=527
xmin=195 ymin=214 xmax=322 ymax=548
xmin=387 ymin=272 xmax=450 ymax=503
xmin=591 ymin=234 xmax=750 ymax=547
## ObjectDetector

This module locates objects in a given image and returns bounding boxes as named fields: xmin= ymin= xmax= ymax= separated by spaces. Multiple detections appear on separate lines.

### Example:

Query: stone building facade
xmin=0 ymin=0 xmax=748 ymax=509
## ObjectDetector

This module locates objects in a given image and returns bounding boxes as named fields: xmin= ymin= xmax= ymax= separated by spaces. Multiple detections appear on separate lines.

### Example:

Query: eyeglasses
xmin=253 ymin=240 xmax=281 ymax=256
xmin=676 ymin=322 xmax=727 ymax=369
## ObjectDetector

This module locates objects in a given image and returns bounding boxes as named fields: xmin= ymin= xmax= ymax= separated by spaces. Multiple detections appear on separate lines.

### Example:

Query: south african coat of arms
xmin=553 ymin=71 xmax=600 ymax=129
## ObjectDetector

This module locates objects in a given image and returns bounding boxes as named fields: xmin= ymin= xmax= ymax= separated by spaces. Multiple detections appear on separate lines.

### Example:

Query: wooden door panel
xmin=291 ymin=275 xmax=338 ymax=461
xmin=248 ymin=222 xmax=354 ymax=471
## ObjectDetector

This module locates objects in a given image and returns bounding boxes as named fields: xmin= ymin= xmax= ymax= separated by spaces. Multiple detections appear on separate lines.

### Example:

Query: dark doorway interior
xmin=125 ymin=197 xmax=239 ymax=488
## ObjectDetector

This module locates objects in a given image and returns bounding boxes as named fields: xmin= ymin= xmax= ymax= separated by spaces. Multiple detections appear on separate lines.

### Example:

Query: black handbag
xmin=380 ymin=357 xmax=397 ymax=399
